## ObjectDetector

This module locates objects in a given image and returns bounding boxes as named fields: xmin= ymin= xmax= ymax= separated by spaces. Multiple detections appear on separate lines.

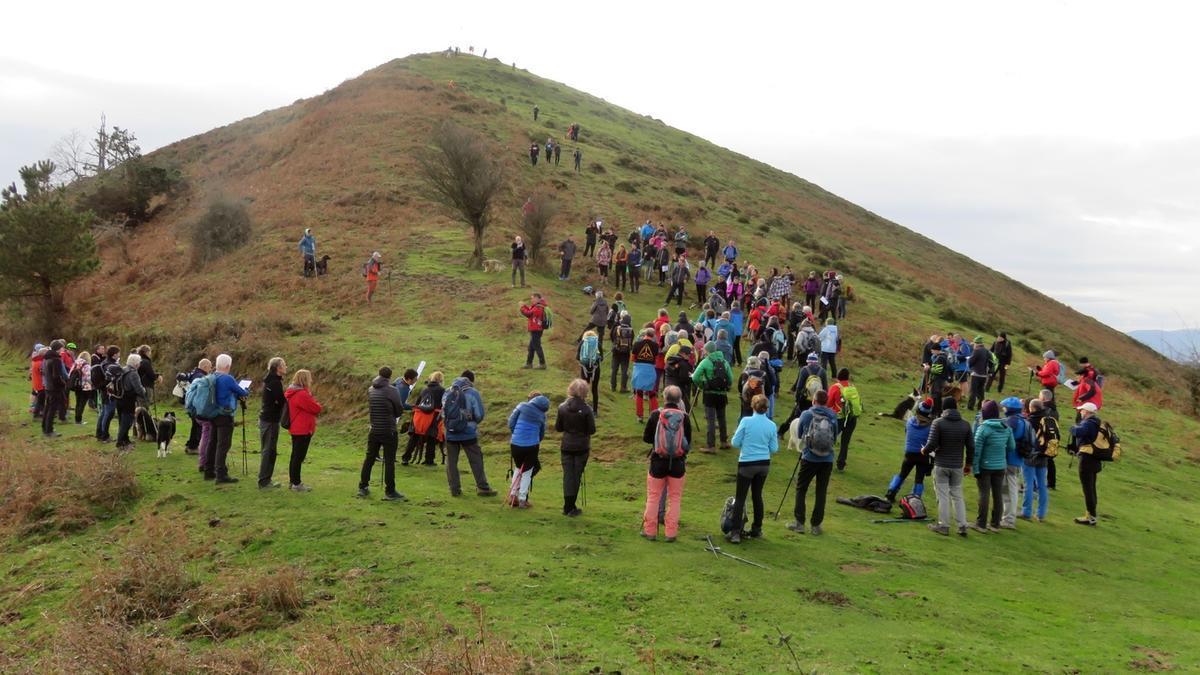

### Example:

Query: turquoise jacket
xmin=731 ymin=412 xmax=779 ymax=462
xmin=972 ymin=418 xmax=1015 ymax=473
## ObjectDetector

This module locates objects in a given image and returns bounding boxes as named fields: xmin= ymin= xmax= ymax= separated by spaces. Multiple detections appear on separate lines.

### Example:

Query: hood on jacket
xmin=527 ymin=395 xmax=550 ymax=412
xmin=620 ymin=314 xmax=631 ymax=327
xmin=941 ymin=409 xmax=963 ymax=422
xmin=450 ymin=377 xmax=474 ymax=390
xmin=371 ymin=376 xmax=390 ymax=389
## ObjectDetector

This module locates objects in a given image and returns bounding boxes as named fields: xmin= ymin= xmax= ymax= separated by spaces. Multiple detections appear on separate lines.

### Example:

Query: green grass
xmin=2 ymin=53 xmax=1199 ymax=672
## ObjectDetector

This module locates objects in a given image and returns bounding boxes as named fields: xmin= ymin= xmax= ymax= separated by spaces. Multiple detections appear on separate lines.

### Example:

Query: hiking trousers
xmin=445 ymin=439 xmax=491 ymax=495
xmin=968 ymin=375 xmax=988 ymax=410
xmin=732 ymin=336 xmax=743 ymax=365
xmin=643 ymin=473 xmax=684 ymax=539
xmin=794 ymin=460 xmax=833 ymax=527
xmin=733 ymin=461 xmax=770 ymax=534
xmin=196 ymin=418 xmax=213 ymax=472
xmin=1001 ymin=465 xmax=1021 ymax=526
xmin=526 ymin=330 xmax=545 ymax=367
xmin=635 ymin=389 xmax=658 ymax=419
xmin=610 ymin=353 xmax=629 ymax=391
xmin=360 ymin=431 xmax=398 ymax=493
xmin=696 ymin=283 xmax=707 ymax=304
xmin=560 ymin=258 xmax=573 ymax=279
xmin=820 ymin=351 xmax=837 ymax=377
xmin=97 ymin=398 xmax=116 ymax=440
xmin=581 ymin=366 xmax=601 ymax=413
xmin=1022 ymin=464 xmax=1049 ymax=519
xmin=289 ymin=433 xmax=312 ymax=486
xmin=1078 ymin=456 xmax=1101 ymax=517
xmin=208 ymin=414 xmax=234 ymax=480
xmin=704 ymin=395 xmax=728 ymax=447
xmin=42 ymin=392 xmax=63 ymax=435
xmin=836 ymin=416 xmax=858 ymax=470
xmin=615 ymin=265 xmax=627 ymax=290
xmin=73 ymin=389 xmax=89 ymax=423
xmin=629 ymin=266 xmax=641 ymax=293
xmin=561 ymin=451 xmax=589 ymax=513
xmin=975 ymin=469 xmax=1004 ymax=528
xmin=403 ymin=431 xmax=440 ymax=465
xmin=511 ymin=259 xmax=526 ymax=286
xmin=665 ymin=282 xmax=686 ymax=305
xmin=186 ymin=413 xmax=201 ymax=450
xmin=933 ymin=465 xmax=968 ymax=528
xmin=258 ymin=420 xmax=280 ymax=487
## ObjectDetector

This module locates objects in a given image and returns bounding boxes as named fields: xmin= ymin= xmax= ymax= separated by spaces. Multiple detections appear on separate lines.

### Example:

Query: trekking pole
xmin=581 ymin=469 xmax=587 ymax=508
xmin=773 ymin=452 xmax=803 ymax=520
xmin=240 ymin=402 xmax=247 ymax=476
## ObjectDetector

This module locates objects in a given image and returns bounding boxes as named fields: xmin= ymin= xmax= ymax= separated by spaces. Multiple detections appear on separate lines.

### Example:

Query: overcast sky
xmin=3 ymin=1 xmax=1197 ymax=331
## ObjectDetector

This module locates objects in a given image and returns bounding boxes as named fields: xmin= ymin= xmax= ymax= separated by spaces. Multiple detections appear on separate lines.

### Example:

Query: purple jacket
xmin=803 ymin=277 xmax=820 ymax=294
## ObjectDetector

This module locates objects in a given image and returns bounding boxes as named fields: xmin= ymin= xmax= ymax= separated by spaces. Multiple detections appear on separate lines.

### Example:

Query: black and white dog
xmin=879 ymin=388 xmax=921 ymax=420
xmin=156 ymin=412 xmax=177 ymax=458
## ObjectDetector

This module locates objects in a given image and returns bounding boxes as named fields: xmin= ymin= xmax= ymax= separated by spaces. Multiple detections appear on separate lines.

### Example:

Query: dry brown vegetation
xmin=0 ymin=435 xmax=140 ymax=538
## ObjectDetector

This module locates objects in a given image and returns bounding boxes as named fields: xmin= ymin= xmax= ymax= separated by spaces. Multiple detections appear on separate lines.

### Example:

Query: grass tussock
xmin=80 ymin=515 xmax=197 ymax=624
xmin=183 ymin=566 xmax=305 ymax=640
xmin=0 ymin=438 xmax=140 ymax=538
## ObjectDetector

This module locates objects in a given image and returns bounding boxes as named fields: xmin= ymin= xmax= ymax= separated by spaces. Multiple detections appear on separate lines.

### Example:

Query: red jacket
xmin=1036 ymin=360 xmax=1059 ymax=387
xmin=520 ymin=301 xmax=546 ymax=332
xmin=31 ymin=355 xmax=44 ymax=392
xmin=1073 ymin=376 xmax=1104 ymax=410
xmin=284 ymin=386 xmax=323 ymax=436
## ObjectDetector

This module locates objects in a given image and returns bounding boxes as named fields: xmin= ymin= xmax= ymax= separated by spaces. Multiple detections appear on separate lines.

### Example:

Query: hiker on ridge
xmin=506 ymin=391 xmax=550 ymax=508
xmin=298 ymin=228 xmax=316 ymax=277
xmin=703 ymin=230 xmax=720 ymax=268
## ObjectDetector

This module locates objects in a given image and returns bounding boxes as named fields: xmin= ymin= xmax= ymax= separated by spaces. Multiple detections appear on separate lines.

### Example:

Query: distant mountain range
xmin=1128 ymin=329 xmax=1199 ymax=361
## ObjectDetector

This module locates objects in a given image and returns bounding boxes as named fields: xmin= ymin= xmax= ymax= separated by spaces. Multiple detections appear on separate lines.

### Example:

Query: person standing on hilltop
xmin=511 ymin=235 xmax=527 ymax=288
xmin=558 ymin=235 xmax=577 ymax=280
xmin=533 ymin=104 xmax=539 ymax=121
xmin=640 ymin=385 xmax=692 ymax=542
xmin=506 ymin=391 xmax=549 ymax=508
xmin=298 ymin=228 xmax=316 ymax=277
xmin=987 ymin=332 xmax=1013 ymax=393
xmin=583 ymin=220 xmax=598 ymax=258
xmin=703 ymin=230 xmax=720 ymax=268
xmin=573 ymin=147 xmax=582 ymax=173
xmin=364 ymin=252 xmax=382 ymax=304
xmin=723 ymin=239 xmax=738 ymax=264
xmin=553 ymin=141 xmax=561 ymax=166
xmin=520 ymin=293 xmax=549 ymax=370
xmin=802 ymin=271 xmax=820 ymax=312
xmin=529 ymin=143 xmax=539 ymax=166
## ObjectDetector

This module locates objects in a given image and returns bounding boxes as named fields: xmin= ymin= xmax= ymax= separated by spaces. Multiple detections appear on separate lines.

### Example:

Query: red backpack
xmin=654 ymin=408 xmax=689 ymax=458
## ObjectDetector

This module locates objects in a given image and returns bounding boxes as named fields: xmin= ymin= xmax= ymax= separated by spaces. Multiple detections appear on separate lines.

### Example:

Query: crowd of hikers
xmin=26 ymin=218 xmax=1121 ymax=545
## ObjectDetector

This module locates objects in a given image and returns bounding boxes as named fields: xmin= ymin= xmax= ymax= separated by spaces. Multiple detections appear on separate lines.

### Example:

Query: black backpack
xmin=416 ymin=387 xmax=438 ymax=414
xmin=720 ymin=496 xmax=747 ymax=534
xmin=708 ymin=360 xmax=731 ymax=392
xmin=105 ymin=364 xmax=127 ymax=399
xmin=614 ymin=325 xmax=634 ymax=352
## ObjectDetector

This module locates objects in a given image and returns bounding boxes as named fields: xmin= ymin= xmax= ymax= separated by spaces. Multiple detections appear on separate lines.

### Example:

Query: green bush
xmin=188 ymin=197 xmax=252 ymax=268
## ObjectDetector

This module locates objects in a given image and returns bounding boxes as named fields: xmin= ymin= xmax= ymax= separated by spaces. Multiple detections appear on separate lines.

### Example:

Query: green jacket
xmin=973 ymin=418 xmax=1015 ymax=473
xmin=691 ymin=352 xmax=733 ymax=394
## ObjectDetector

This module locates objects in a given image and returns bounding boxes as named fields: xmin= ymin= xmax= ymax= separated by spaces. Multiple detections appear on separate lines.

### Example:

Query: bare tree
xmin=50 ymin=130 xmax=89 ymax=184
xmin=519 ymin=192 xmax=559 ymax=269
xmin=418 ymin=121 xmax=506 ymax=269
xmin=83 ymin=114 xmax=140 ymax=175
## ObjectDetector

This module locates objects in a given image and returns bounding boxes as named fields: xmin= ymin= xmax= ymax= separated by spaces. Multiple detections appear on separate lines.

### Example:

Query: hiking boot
xmin=927 ymin=523 xmax=950 ymax=535
xmin=290 ymin=483 xmax=312 ymax=492
xmin=422 ymin=461 xmax=436 ymax=466
xmin=720 ymin=442 xmax=730 ymax=450
xmin=636 ymin=417 xmax=644 ymax=425
xmin=203 ymin=474 xmax=215 ymax=481
xmin=727 ymin=531 xmax=742 ymax=544
xmin=640 ymin=532 xmax=656 ymax=541
xmin=1074 ymin=515 xmax=1097 ymax=526
xmin=477 ymin=488 xmax=498 ymax=497
xmin=968 ymin=523 xmax=988 ymax=533
xmin=522 ymin=364 xmax=532 ymax=369
xmin=518 ymin=499 xmax=531 ymax=509
xmin=664 ymin=536 xmax=676 ymax=543
xmin=1017 ymin=514 xmax=1032 ymax=521
xmin=450 ymin=490 xmax=462 ymax=497
xmin=698 ymin=446 xmax=716 ymax=454
xmin=958 ymin=526 xmax=969 ymax=538
xmin=810 ymin=525 xmax=823 ymax=536
xmin=44 ymin=432 xmax=61 ymax=438
xmin=786 ymin=521 xmax=806 ymax=534
xmin=534 ymin=364 xmax=546 ymax=370
xmin=357 ymin=487 xmax=370 ymax=498
xmin=986 ymin=525 xmax=1002 ymax=533
xmin=215 ymin=476 xmax=239 ymax=485
xmin=566 ymin=508 xmax=583 ymax=517
xmin=259 ymin=482 xmax=281 ymax=489
xmin=746 ymin=530 xmax=762 ymax=540
xmin=382 ymin=492 xmax=406 ymax=502
xmin=999 ymin=523 xmax=1017 ymax=530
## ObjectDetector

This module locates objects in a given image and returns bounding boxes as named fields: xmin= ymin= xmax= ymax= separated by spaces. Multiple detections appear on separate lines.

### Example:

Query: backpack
xmin=540 ymin=306 xmax=553 ymax=330
xmin=91 ymin=363 xmax=106 ymax=391
xmin=361 ymin=258 xmax=376 ymax=277
xmin=1055 ymin=359 xmax=1069 ymax=385
xmin=769 ymin=327 xmax=786 ymax=354
xmin=442 ymin=383 xmax=472 ymax=435
xmin=279 ymin=400 xmax=292 ymax=430
xmin=653 ymin=408 xmax=689 ymax=458
xmin=898 ymin=494 xmax=928 ymax=520
xmin=803 ymin=372 xmax=823 ymax=400
xmin=800 ymin=331 xmax=820 ymax=356
xmin=578 ymin=334 xmax=601 ymax=368
xmin=839 ymin=384 xmax=863 ymax=419
xmin=742 ymin=374 xmax=764 ymax=403
xmin=804 ymin=414 xmax=836 ymax=457
xmin=105 ymin=364 xmax=127 ymax=399
xmin=1036 ymin=416 xmax=1060 ymax=459
xmin=720 ymin=495 xmax=747 ymax=535
xmin=708 ymin=360 xmax=731 ymax=393
xmin=184 ymin=374 xmax=220 ymax=418
xmin=67 ymin=365 xmax=83 ymax=391
xmin=989 ymin=351 xmax=1000 ymax=374
xmin=608 ymin=301 xmax=627 ymax=328
xmin=1010 ymin=417 xmax=1035 ymax=459
xmin=416 ymin=387 xmax=438 ymax=414
xmin=1079 ymin=420 xmax=1121 ymax=462
xmin=614 ymin=325 xmax=634 ymax=352
xmin=666 ymin=353 xmax=692 ymax=384
xmin=944 ymin=347 xmax=960 ymax=369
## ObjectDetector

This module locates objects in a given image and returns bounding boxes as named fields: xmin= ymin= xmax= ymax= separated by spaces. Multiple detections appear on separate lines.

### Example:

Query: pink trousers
xmin=643 ymin=473 xmax=685 ymax=538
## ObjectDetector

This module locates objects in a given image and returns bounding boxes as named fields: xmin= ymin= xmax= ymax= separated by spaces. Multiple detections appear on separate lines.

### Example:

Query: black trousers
xmin=704 ymin=250 xmax=718 ymax=268
xmin=1079 ymin=457 xmax=1101 ymax=516
xmin=210 ymin=414 xmax=234 ymax=479
xmin=665 ymin=282 xmax=685 ymax=305
xmin=41 ymin=391 xmax=64 ymax=434
xmin=703 ymin=394 xmax=728 ymax=447
xmin=629 ymin=267 xmax=641 ymax=293
xmin=968 ymin=375 xmax=987 ymax=410
xmin=987 ymin=365 xmax=1008 ymax=392
xmin=794 ymin=460 xmax=833 ymax=526
xmin=610 ymin=353 xmax=629 ymax=391
xmin=360 ymin=431 xmax=398 ymax=493
xmin=733 ymin=462 xmax=770 ymax=534
xmin=560 ymin=258 xmax=573 ymax=278
xmin=526 ymin=330 xmax=546 ymax=366
xmin=732 ymin=336 xmax=743 ymax=365
xmin=975 ymin=469 xmax=1005 ymax=527
xmin=836 ymin=416 xmax=857 ymax=469
xmin=615 ymin=265 xmax=627 ymax=290
xmin=584 ymin=240 xmax=596 ymax=257
xmin=403 ymin=432 xmax=440 ymax=465
xmin=186 ymin=413 xmax=202 ymax=450
xmin=696 ymin=283 xmax=707 ymax=304
xmin=581 ymin=365 xmax=601 ymax=413
xmin=73 ymin=389 xmax=89 ymax=423
xmin=289 ymin=434 xmax=312 ymax=486
xmin=1047 ymin=456 xmax=1057 ymax=488
xmin=561 ymin=451 xmax=589 ymax=512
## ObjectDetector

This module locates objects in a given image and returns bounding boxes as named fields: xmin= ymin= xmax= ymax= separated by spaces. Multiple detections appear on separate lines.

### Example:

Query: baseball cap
xmin=1076 ymin=402 xmax=1098 ymax=413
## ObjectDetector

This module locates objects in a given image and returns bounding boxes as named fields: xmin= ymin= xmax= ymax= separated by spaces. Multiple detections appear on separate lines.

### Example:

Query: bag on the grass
xmin=898 ymin=494 xmax=927 ymax=520
xmin=720 ymin=495 xmax=746 ymax=534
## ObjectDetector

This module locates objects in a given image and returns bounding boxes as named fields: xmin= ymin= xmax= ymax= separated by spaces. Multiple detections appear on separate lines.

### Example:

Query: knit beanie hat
xmin=981 ymin=400 xmax=1000 ymax=420
xmin=917 ymin=398 xmax=934 ymax=416
xmin=806 ymin=353 xmax=819 ymax=363
xmin=1043 ymin=350 xmax=1056 ymax=360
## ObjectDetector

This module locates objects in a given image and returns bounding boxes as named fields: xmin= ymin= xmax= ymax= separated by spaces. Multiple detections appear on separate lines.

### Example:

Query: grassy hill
xmin=2 ymin=53 xmax=1198 ymax=672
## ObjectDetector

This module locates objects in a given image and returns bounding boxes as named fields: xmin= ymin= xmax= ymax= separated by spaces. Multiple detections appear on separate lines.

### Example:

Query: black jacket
xmin=116 ymin=367 xmax=146 ymax=413
xmin=555 ymin=396 xmax=596 ymax=454
xmin=367 ymin=376 xmax=404 ymax=433
xmin=41 ymin=349 xmax=67 ymax=392
xmin=923 ymin=409 xmax=975 ymax=469
xmin=990 ymin=339 xmax=1012 ymax=366
xmin=703 ymin=235 xmax=720 ymax=254
xmin=138 ymin=357 xmax=157 ymax=389
xmin=260 ymin=372 xmax=286 ymax=422
xmin=967 ymin=345 xmax=991 ymax=377
xmin=642 ymin=404 xmax=692 ymax=478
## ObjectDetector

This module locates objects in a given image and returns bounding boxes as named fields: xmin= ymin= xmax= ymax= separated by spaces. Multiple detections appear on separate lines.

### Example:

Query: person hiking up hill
xmin=692 ymin=342 xmax=733 ymax=452
xmin=921 ymin=397 xmax=975 ymax=537
xmin=640 ymin=385 xmax=691 ymax=542
xmin=828 ymin=368 xmax=863 ymax=472
xmin=610 ymin=312 xmax=634 ymax=393
xmin=556 ymin=378 xmax=596 ymax=517
xmin=443 ymin=370 xmax=497 ymax=498
xmin=786 ymin=390 xmax=839 ymax=536
xmin=987 ymin=332 xmax=1012 ymax=393
xmin=506 ymin=391 xmax=550 ymax=508
xmin=727 ymin=393 xmax=779 ymax=544
xmin=586 ymin=290 xmax=609 ymax=352
xmin=520 ymin=293 xmax=549 ymax=369
xmin=578 ymin=329 xmax=604 ymax=416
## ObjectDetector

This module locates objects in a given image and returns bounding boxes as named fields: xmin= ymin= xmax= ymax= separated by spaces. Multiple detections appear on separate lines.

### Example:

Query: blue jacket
xmin=798 ymin=405 xmax=839 ymax=463
xmin=818 ymin=325 xmax=839 ymax=354
xmin=695 ymin=267 xmax=712 ymax=285
xmin=298 ymin=234 xmax=315 ymax=256
xmin=213 ymin=372 xmax=249 ymax=413
xmin=640 ymin=223 xmax=655 ymax=240
xmin=628 ymin=248 xmax=642 ymax=267
xmin=393 ymin=378 xmax=414 ymax=411
xmin=442 ymin=377 xmax=485 ymax=441
xmin=717 ymin=262 xmax=732 ymax=278
xmin=1070 ymin=416 xmax=1100 ymax=446
xmin=1002 ymin=414 xmax=1028 ymax=467
xmin=904 ymin=416 xmax=932 ymax=455
xmin=507 ymin=395 xmax=549 ymax=447
xmin=943 ymin=339 xmax=972 ymax=373
xmin=731 ymin=412 xmax=779 ymax=462
xmin=713 ymin=338 xmax=734 ymax=363
xmin=723 ymin=244 xmax=738 ymax=261
xmin=729 ymin=309 xmax=744 ymax=337
xmin=973 ymin=418 xmax=1015 ymax=473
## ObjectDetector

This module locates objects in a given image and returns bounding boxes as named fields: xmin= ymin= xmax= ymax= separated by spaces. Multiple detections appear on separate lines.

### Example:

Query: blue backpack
xmin=185 ymin=374 xmax=221 ymax=418
xmin=443 ymin=383 xmax=472 ymax=435
xmin=579 ymin=334 xmax=601 ymax=368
